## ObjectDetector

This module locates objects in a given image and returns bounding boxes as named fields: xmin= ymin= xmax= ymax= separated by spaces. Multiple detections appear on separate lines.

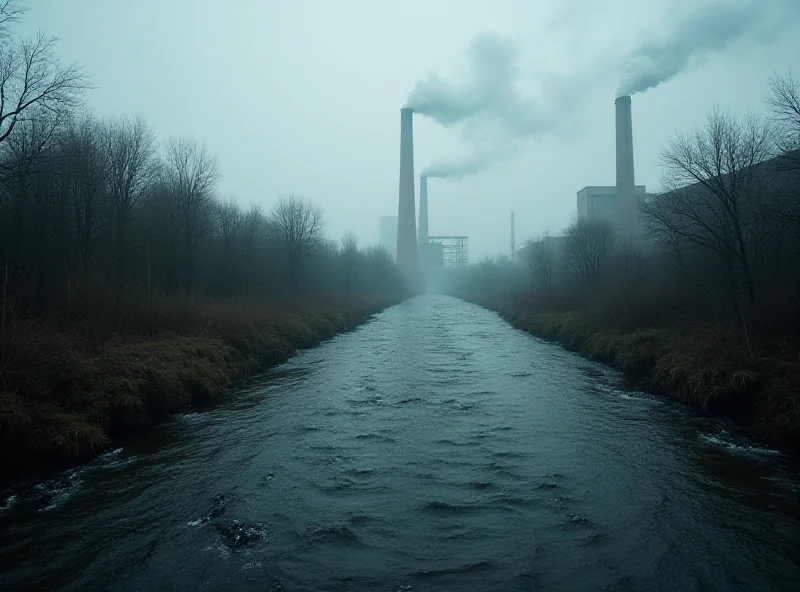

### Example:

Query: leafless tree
xmin=103 ymin=115 xmax=155 ymax=287
xmin=0 ymin=30 xmax=89 ymax=145
xmin=767 ymin=70 xmax=800 ymax=169
xmin=164 ymin=136 xmax=219 ymax=291
xmin=641 ymin=107 xmax=775 ymax=312
xmin=269 ymin=195 xmax=325 ymax=290
xmin=341 ymin=232 xmax=359 ymax=292
xmin=562 ymin=219 xmax=615 ymax=286
xmin=525 ymin=233 xmax=555 ymax=290
xmin=58 ymin=115 xmax=107 ymax=292
xmin=216 ymin=198 xmax=243 ymax=294
xmin=0 ymin=0 xmax=25 ymax=39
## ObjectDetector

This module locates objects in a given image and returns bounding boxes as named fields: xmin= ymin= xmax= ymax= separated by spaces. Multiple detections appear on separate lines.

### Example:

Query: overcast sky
xmin=22 ymin=0 xmax=800 ymax=259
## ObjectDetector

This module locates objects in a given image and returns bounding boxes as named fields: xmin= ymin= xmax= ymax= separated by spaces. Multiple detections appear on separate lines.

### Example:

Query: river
xmin=1 ymin=295 xmax=798 ymax=591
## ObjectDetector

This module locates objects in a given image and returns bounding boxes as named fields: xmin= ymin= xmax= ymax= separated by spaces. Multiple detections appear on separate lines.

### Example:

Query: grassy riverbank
xmin=460 ymin=293 xmax=800 ymax=452
xmin=0 ymin=295 xmax=398 ymax=475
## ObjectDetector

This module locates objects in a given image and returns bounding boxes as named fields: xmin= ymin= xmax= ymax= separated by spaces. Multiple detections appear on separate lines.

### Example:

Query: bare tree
xmin=269 ymin=195 xmax=325 ymax=290
xmin=164 ymin=136 xmax=219 ymax=291
xmin=0 ymin=30 xmax=88 ymax=145
xmin=0 ymin=0 xmax=25 ymax=39
xmin=525 ymin=233 xmax=555 ymax=290
xmin=58 ymin=115 xmax=107 ymax=293
xmin=562 ymin=219 xmax=615 ymax=286
xmin=103 ymin=115 xmax=155 ymax=288
xmin=216 ymin=198 xmax=242 ymax=294
xmin=341 ymin=232 xmax=359 ymax=292
xmin=641 ymin=107 xmax=775 ymax=312
xmin=767 ymin=70 xmax=800 ymax=169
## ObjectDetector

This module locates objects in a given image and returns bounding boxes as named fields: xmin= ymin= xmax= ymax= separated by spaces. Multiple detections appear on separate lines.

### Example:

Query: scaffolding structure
xmin=428 ymin=235 xmax=468 ymax=268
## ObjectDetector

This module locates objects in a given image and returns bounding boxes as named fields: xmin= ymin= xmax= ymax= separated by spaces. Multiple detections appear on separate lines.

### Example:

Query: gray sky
xmin=23 ymin=0 xmax=800 ymax=259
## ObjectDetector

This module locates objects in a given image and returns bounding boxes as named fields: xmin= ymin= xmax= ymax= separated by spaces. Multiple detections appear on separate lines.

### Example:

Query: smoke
xmin=406 ymin=33 xmax=551 ymax=135
xmin=618 ymin=0 xmax=800 ymax=96
xmin=421 ymin=144 xmax=515 ymax=180
xmin=407 ymin=33 xmax=573 ymax=180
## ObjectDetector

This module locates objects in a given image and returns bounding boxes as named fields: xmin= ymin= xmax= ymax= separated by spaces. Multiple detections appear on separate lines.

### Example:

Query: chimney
xmin=418 ymin=175 xmax=429 ymax=246
xmin=510 ymin=211 xmax=515 ymax=261
xmin=615 ymin=95 xmax=636 ymax=237
xmin=397 ymin=107 xmax=418 ymax=272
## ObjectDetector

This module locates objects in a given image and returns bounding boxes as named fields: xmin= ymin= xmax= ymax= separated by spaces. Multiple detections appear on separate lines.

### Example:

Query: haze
xmin=21 ymin=0 xmax=800 ymax=258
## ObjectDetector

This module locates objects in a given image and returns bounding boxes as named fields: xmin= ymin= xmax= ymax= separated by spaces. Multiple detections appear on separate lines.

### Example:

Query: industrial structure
xmin=396 ymin=107 xmax=418 ymax=273
xmin=510 ymin=211 xmax=516 ymax=262
xmin=428 ymin=236 xmax=468 ymax=268
xmin=576 ymin=95 xmax=649 ymax=234
xmin=418 ymin=175 xmax=429 ymax=246
xmin=393 ymin=108 xmax=469 ymax=273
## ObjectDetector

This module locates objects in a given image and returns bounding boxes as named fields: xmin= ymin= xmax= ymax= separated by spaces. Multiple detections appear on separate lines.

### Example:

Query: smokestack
xmin=510 ymin=211 xmax=515 ymax=261
xmin=615 ymin=95 xmax=636 ymax=237
xmin=397 ymin=107 xmax=418 ymax=272
xmin=418 ymin=176 xmax=428 ymax=246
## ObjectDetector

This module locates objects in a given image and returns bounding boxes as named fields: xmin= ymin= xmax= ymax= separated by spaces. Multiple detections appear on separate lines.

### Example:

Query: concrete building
xmin=576 ymin=185 xmax=649 ymax=232
xmin=379 ymin=215 xmax=398 ymax=262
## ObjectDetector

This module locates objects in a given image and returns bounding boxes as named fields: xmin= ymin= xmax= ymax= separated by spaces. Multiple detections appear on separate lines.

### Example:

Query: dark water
xmin=1 ymin=295 xmax=799 ymax=591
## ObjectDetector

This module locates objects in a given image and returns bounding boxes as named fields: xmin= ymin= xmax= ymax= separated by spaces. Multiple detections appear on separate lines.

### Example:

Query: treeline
xmin=0 ymin=1 xmax=407 ymax=469
xmin=450 ymin=73 xmax=800 ymax=447
xmin=0 ymin=1 xmax=404 ymax=339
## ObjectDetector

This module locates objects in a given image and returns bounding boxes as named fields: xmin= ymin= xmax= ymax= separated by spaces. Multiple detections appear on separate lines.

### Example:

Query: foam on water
xmin=699 ymin=434 xmax=780 ymax=456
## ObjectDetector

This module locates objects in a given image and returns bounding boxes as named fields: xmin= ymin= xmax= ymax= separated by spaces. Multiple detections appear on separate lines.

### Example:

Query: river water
xmin=1 ymin=295 xmax=799 ymax=591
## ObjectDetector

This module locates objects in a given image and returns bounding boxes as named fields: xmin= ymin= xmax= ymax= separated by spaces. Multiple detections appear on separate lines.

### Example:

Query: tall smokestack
xmin=615 ymin=95 xmax=636 ymax=237
xmin=510 ymin=211 xmax=515 ymax=261
xmin=397 ymin=107 xmax=418 ymax=272
xmin=418 ymin=176 xmax=428 ymax=246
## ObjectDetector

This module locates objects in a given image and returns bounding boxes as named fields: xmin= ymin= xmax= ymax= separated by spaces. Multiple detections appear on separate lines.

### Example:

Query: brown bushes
xmin=0 ymin=293 xmax=395 ymax=476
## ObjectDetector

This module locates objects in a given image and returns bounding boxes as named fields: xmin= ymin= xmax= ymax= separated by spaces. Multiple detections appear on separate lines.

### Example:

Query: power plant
xmin=388 ymin=108 xmax=468 ymax=273
xmin=390 ymin=93 xmax=644 ymax=270
xmin=576 ymin=95 xmax=648 ymax=233
xmin=396 ymin=107 xmax=418 ymax=273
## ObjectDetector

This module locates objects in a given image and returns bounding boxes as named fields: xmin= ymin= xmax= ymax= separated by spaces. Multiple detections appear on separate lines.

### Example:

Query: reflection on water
xmin=1 ymin=295 xmax=798 ymax=592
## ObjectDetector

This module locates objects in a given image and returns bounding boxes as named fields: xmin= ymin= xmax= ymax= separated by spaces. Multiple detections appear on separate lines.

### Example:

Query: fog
xmin=18 ymin=0 xmax=800 ymax=259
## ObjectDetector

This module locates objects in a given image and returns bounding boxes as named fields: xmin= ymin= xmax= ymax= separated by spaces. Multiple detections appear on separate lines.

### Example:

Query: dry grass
xmin=0 ymin=294 xmax=396 ymax=474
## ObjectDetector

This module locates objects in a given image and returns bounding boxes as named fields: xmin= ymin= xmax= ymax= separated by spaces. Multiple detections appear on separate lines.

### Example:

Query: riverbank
xmin=459 ymin=293 xmax=800 ymax=452
xmin=0 ymin=295 xmax=398 ymax=477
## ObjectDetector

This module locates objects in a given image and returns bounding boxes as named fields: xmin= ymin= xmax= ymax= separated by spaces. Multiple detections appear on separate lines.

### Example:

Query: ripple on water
xmin=421 ymin=501 xmax=478 ymax=516
xmin=412 ymin=560 xmax=495 ymax=579
xmin=310 ymin=525 xmax=365 ymax=547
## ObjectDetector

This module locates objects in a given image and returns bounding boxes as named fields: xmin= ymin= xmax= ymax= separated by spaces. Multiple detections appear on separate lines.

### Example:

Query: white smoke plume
xmin=421 ymin=144 xmax=515 ymax=180
xmin=618 ymin=0 xmax=800 ymax=96
xmin=407 ymin=33 xmax=571 ymax=180
xmin=406 ymin=33 xmax=551 ymax=135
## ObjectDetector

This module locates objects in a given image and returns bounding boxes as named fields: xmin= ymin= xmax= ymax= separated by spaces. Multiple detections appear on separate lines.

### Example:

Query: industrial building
xmin=394 ymin=107 xmax=469 ymax=272
xmin=576 ymin=185 xmax=649 ymax=233
xmin=575 ymin=95 xmax=650 ymax=237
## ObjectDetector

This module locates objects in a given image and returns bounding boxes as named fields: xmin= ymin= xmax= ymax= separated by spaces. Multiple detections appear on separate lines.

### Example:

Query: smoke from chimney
xmin=396 ymin=107 xmax=417 ymax=272
xmin=615 ymin=95 xmax=636 ymax=237
xmin=418 ymin=175 xmax=428 ymax=246
xmin=420 ymin=143 xmax=514 ymax=180
xmin=407 ymin=33 xmax=577 ymax=181
xmin=618 ymin=0 xmax=800 ymax=96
